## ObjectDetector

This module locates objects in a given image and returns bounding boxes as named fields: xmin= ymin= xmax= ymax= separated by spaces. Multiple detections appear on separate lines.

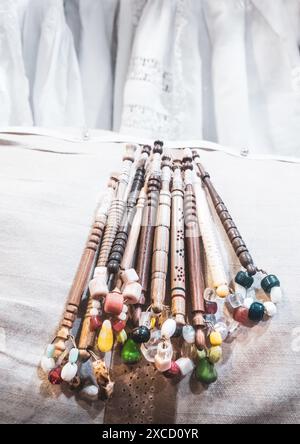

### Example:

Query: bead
xmin=92 ymin=300 xmax=101 ymax=309
xmin=227 ymin=292 xmax=244 ymax=309
xmin=123 ymin=282 xmax=142 ymax=304
xmin=121 ymin=268 xmax=139 ymax=284
xmin=235 ymin=271 xmax=254 ymax=289
xmin=216 ymin=284 xmax=230 ymax=298
xmin=233 ymin=307 xmax=249 ymax=324
xmin=161 ymin=318 xmax=177 ymax=338
xmin=243 ymin=297 xmax=254 ymax=309
xmin=112 ymin=319 xmax=126 ymax=332
xmin=150 ymin=317 xmax=157 ymax=329
xmin=48 ymin=366 xmax=63 ymax=385
xmin=89 ymin=275 xmax=108 ymax=299
xmin=41 ymin=356 xmax=55 ymax=373
xmin=104 ymin=291 xmax=124 ymax=315
xmin=154 ymin=341 xmax=173 ymax=372
xmin=121 ymin=339 xmax=142 ymax=364
xmin=69 ymin=348 xmax=79 ymax=364
xmin=118 ymin=311 xmax=127 ymax=321
xmin=122 ymin=304 xmax=128 ymax=314
xmin=80 ymin=385 xmax=99 ymax=400
xmin=117 ymin=329 xmax=127 ymax=344
xmin=261 ymin=274 xmax=280 ymax=293
xmin=90 ymin=315 xmax=102 ymax=332
xmin=140 ymin=330 xmax=161 ymax=362
xmin=46 ymin=344 xmax=55 ymax=358
xmin=176 ymin=357 xmax=195 ymax=376
xmin=97 ymin=320 xmax=114 ymax=353
xmin=214 ymin=322 xmax=228 ymax=341
xmin=205 ymin=300 xmax=218 ymax=314
xmin=248 ymin=302 xmax=265 ymax=322
xmin=61 ymin=362 xmax=78 ymax=382
xmin=131 ymin=326 xmax=151 ymax=343
xmin=270 ymin=286 xmax=282 ymax=304
xmin=204 ymin=288 xmax=217 ymax=301
xmin=209 ymin=331 xmax=222 ymax=346
xmin=182 ymin=325 xmax=196 ymax=344
xmin=90 ymin=308 xmax=99 ymax=316
xmin=264 ymin=301 xmax=277 ymax=317
xmin=205 ymin=314 xmax=217 ymax=325
xmin=208 ymin=346 xmax=222 ymax=364
xmin=139 ymin=311 xmax=152 ymax=328
xmin=163 ymin=361 xmax=181 ymax=378
xmin=195 ymin=358 xmax=218 ymax=384
xmin=197 ymin=349 xmax=207 ymax=361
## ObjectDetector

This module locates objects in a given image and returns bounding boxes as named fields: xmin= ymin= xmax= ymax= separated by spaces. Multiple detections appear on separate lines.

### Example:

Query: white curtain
xmin=0 ymin=0 xmax=300 ymax=156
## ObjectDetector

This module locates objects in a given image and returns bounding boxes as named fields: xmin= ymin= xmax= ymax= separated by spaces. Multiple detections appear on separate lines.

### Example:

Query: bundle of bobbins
xmin=40 ymin=142 xmax=282 ymax=399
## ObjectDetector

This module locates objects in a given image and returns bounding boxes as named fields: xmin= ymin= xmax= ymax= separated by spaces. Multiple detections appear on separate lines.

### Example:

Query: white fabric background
xmin=0 ymin=130 xmax=299 ymax=424
xmin=1 ymin=0 xmax=300 ymax=156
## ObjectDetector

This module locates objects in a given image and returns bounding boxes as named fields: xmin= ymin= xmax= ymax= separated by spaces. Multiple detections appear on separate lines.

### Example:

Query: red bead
xmin=48 ymin=367 xmax=63 ymax=385
xmin=163 ymin=361 xmax=181 ymax=378
xmin=112 ymin=319 xmax=126 ymax=332
xmin=104 ymin=292 xmax=124 ymax=315
xmin=233 ymin=307 xmax=249 ymax=324
xmin=205 ymin=300 xmax=218 ymax=315
xmin=90 ymin=315 xmax=102 ymax=332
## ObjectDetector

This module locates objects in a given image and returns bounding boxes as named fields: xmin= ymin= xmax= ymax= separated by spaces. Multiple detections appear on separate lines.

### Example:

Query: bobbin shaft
xmin=192 ymin=150 xmax=256 ymax=276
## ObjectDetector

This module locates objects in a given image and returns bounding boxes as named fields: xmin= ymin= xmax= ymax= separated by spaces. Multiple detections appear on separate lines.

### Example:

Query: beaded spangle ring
xmin=40 ymin=143 xmax=282 ymax=398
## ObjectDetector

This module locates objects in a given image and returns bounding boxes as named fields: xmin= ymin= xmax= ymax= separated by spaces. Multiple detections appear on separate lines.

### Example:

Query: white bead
xmin=154 ymin=341 xmax=173 ymax=372
xmin=139 ymin=311 xmax=152 ymax=328
xmin=89 ymin=276 xmax=108 ymax=298
xmin=92 ymin=300 xmax=101 ymax=309
xmin=80 ymin=384 xmax=99 ymax=400
xmin=243 ymin=297 xmax=254 ymax=309
xmin=41 ymin=356 xmax=55 ymax=373
xmin=214 ymin=322 xmax=229 ymax=340
xmin=182 ymin=325 xmax=195 ymax=344
xmin=61 ymin=362 xmax=78 ymax=382
xmin=270 ymin=286 xmax=282 ymax=304
xmin=161 ymin=318 xmax=176 ymax=338
xmin=175 ymin=357 xmax=195 ymax=376
xmin=90 ymin=308 xmax=99 ymax=316
xmin=122 ymin=304 xmax=128 ymax=313
xmin=118 ymin=311 xmax=127 ymax=321
xmin=93 ymin=266 xmax=107 ymax=278
xmin=121 ymin=268 xmax=139 ymax=284
xmin=264 ymin=301 xmax=277 ymax=317
xmin=123 ymin=282 xmax=142 ymax=304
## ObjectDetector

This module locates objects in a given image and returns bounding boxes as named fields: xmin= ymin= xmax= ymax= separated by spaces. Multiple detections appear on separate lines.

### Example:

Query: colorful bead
xmin=90 ymin=308 xmax=99 ymax=316
xmin=216 ymin=284 xmax=230 ymax=298
xmin=270 ymin=286 xmax=282 ymax=304
xmin=209 ymin=331 xmax=222 ymax=346
xmin=97 ymin=319 xmax=114 ymax=353
xmin=90 ymin=315 xmax=102 ymax=332
xmin=163 ymin=361 xmax=181 ymax=378
xmin=41 ymin=356 xmax=55 ymax=373
xmin=264 ymin=301 xmax=277 ymax=317
xmin=104 ymin=291 xmax=124 ymax=315
xmin=227 ymin=292 xmax=244 ymax=309
xmin=131 ymin=326 xmax=151 ymax=343
xmin=235 ymin=271 xmax=254 ymax=289
xmin=233 ymin=306 xmax=249 ymax=324
xmin=261 ymin=274 xmax=280 ymax=293
xmin=161 ymin=318 xmax=176 ymax=338
xmin=195 ymin=358 xmax=218 ymax=384
xmin=61 ymin=362 xmax=78 ymax=382
xmin=208 ymin=346 xmax=222 ymax=364
xmin=182 ymin=325 xmax=195 ymax=344
xmin=121 ymin=339 xmax=142 ymax=364
xmin=112 ymin=319 xmax=126 ymax=332
xmin=48 ymin=366 xmax=63 ymax=385
xmin=197 ymin=349 xmax=207 ymax=361
xmin=205 ymin=300 xmax=218 ymax=314
xmin=175 ymin=357 xmax=195 ymax=376
xmin=46 ymin=344 xmax=55 ymax=358
xmin=248 ymin=302 xmax=265 ymax=322
xmin=69 ymin=348 xmax=79 ymax=364
xmin=116 ymin=329 xmax=127 ymax=344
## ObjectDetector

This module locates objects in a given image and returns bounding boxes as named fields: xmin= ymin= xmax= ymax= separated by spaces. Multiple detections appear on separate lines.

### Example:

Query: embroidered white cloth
xmin=0 ymin=129 xmax=299 ymax=424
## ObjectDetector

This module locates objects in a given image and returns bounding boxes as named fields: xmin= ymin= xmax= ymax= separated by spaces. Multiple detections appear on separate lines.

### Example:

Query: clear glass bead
xmin=227 ymin=292 xmax=245 ymax=308
xmin=214 ymin=322 xmax=229 ymax=340
xmin=140 ymin=329 xmax=161 ymax=363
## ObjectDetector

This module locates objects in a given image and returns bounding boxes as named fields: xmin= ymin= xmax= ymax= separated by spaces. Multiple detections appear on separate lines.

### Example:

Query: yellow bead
xmin=216 ymin=284 xmax=230 ymax=298
xmin=150 ymin=317 xmax=156 ymax=329
xmin=117 ymin=329 xmax=127 ymax=344
xmin=208 ymin=346 xmax=222 ymax=364
xmin=97 ymin=320 xmax=113 ymax=352
xmin=209 ymin=331 xmax=222 ymax=346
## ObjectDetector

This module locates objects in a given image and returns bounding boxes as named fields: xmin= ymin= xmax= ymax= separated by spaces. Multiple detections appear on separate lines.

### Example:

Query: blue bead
xmin=235 ymin=271 xmax=254 ymax=289
xmin=248 ymin=302 xmax=265 ymax=322
xmin=261 ymin=274 xmax=280 ymax=293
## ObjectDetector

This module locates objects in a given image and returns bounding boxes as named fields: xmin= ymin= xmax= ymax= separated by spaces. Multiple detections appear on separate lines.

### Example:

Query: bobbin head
xmin=124 ymin=144 xmax=137 ymax=161
xmin=182 ymin=148 xmax=193 ymax=170
xmin=142 ymin=144 xmax=151 ymax=156
xmin=153 ymin=140 xmax=164 ymax=154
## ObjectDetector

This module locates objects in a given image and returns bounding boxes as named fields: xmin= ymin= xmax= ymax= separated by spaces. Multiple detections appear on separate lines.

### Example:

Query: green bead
xmin=197 ymin=349 xmax=207 ymax=361
xmin=195 ymin=358 xmax=218 ymax=384
xmin=208 ymin=346 xmax=222 ymax=364
xmin=235 ymin=271 xmax=254 ymax=289
xmin=121 ymin=339 xmax=142 ymax=364
xmin=248 ymin=302 xmax=265 ymax=322
xmin=261 ymin=274 xmax=280 ymax=293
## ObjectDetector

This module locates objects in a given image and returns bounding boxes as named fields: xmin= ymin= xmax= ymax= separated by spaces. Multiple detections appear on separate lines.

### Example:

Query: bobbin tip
xmin=195 ymin=328 xmax=206 ymax=350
